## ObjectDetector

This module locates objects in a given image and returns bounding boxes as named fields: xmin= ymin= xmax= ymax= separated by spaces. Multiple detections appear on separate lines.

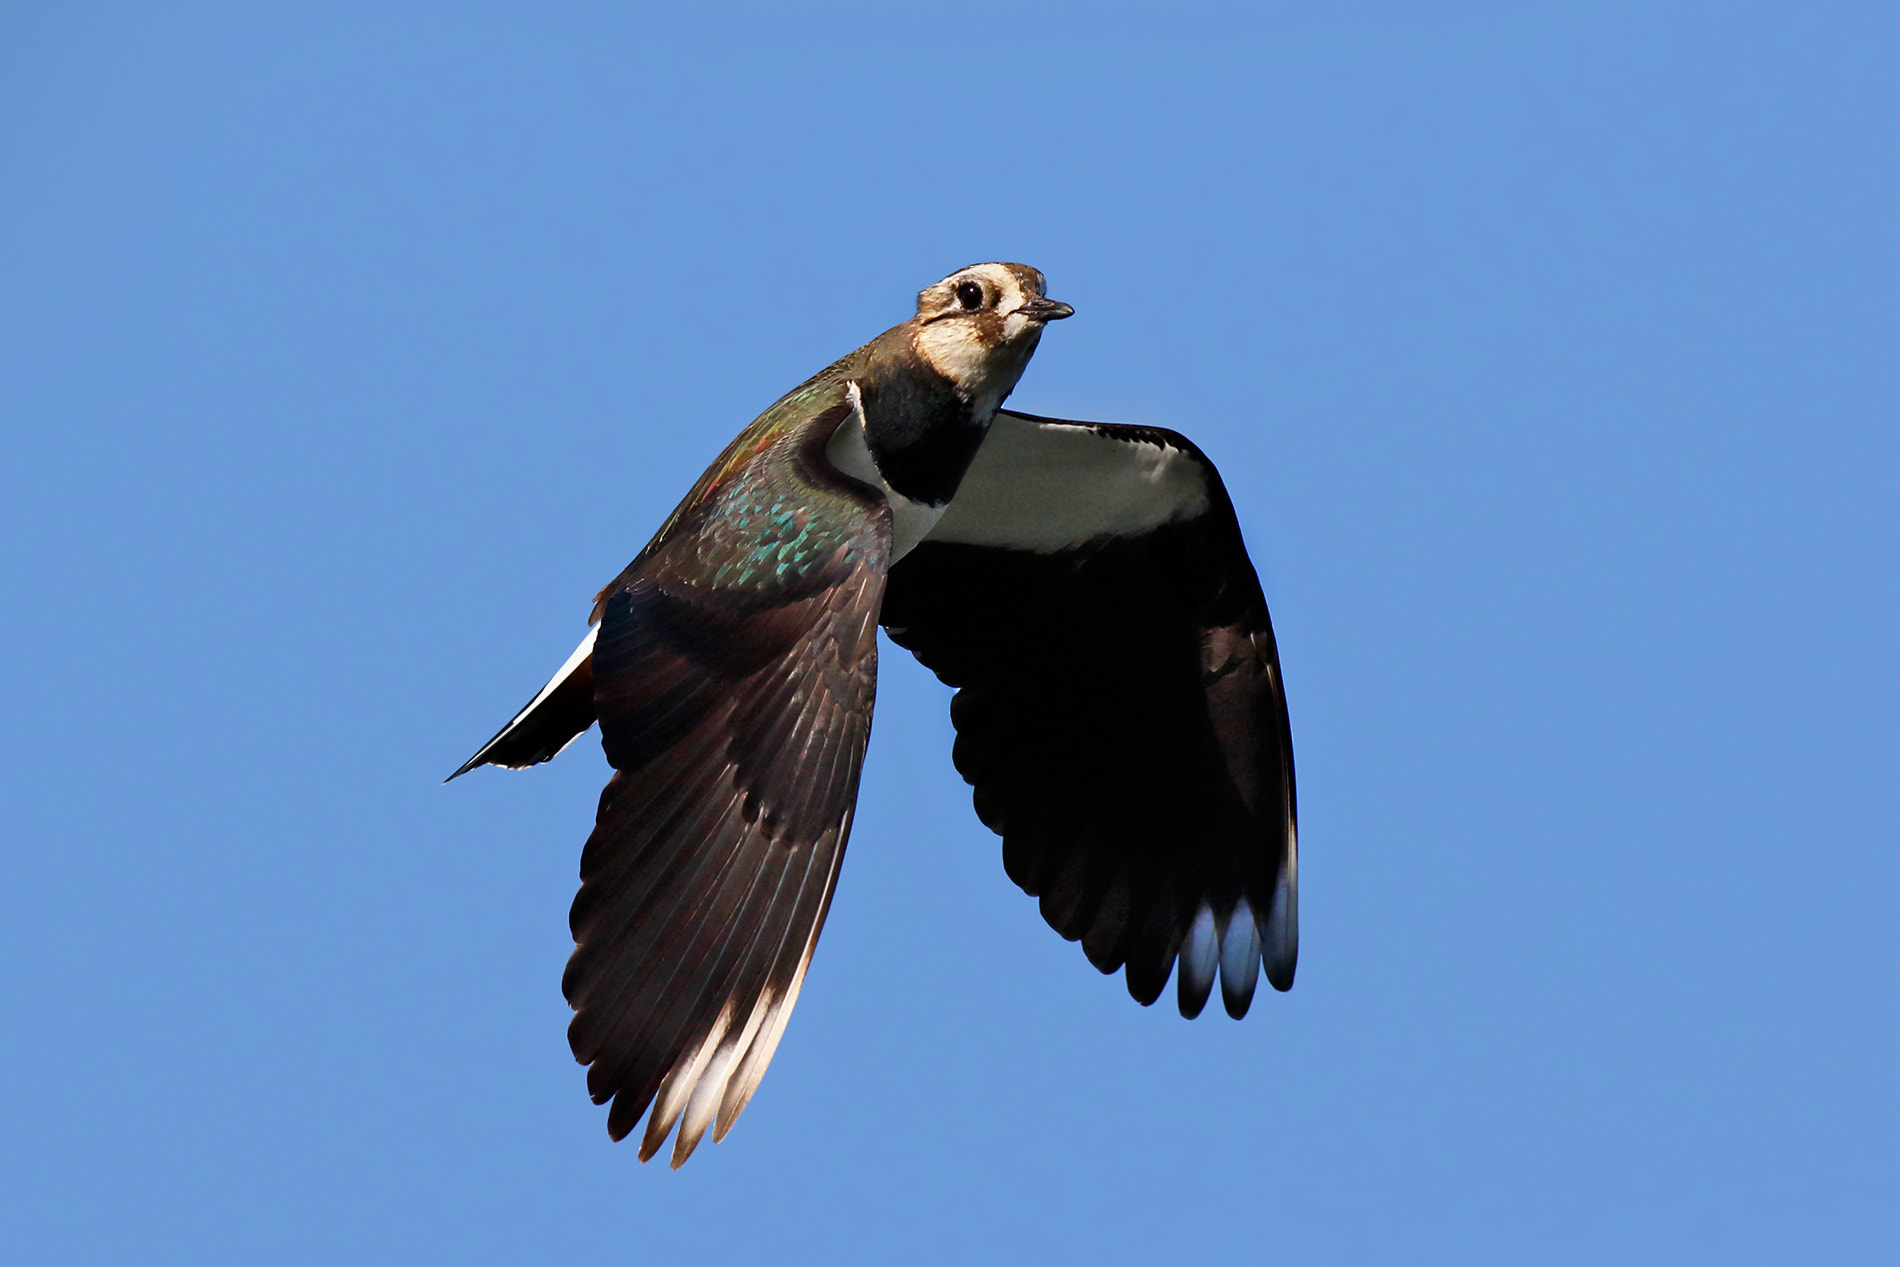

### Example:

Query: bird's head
xmin=910 ymin=262 xmax=1073 ymax=413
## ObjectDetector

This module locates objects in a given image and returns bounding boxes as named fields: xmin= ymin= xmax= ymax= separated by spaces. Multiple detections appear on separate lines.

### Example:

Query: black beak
xmin=1015 ymin=296 xmax=1075 ymax=322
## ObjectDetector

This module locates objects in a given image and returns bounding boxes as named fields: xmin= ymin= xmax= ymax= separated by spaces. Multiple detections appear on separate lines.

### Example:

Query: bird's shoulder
xmin=590 ymin=360 xmax=892 ymax=622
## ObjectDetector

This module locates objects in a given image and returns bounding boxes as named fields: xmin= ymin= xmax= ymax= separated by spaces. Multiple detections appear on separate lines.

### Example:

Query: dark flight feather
xmin=881 ymin=414 xmax=1297 ymax=1017
xmin=560 ymin=395 xmax=892 ymax=1167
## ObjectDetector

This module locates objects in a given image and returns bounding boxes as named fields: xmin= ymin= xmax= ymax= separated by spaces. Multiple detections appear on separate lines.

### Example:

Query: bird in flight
xmin=450 ymin=263 xmax=1297 ymax=1167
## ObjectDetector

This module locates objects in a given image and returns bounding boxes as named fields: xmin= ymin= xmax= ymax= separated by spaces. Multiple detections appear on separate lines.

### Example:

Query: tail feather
xmin=447 ymin=628 xmax=600 ymax=780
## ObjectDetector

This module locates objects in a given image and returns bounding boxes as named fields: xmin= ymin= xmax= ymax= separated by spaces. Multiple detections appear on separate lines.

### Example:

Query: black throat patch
xmin=856 ymin=340 xmax=989 ymax=507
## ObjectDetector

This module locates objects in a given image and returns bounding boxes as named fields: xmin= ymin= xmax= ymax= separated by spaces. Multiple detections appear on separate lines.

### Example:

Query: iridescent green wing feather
xmin=594 ymin=371 xmax=874 ymax=610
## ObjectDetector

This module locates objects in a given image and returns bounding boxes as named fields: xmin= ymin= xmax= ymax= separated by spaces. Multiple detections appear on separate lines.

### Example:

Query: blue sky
xmin=3 ymin=4 xmax=1895 ymax=1262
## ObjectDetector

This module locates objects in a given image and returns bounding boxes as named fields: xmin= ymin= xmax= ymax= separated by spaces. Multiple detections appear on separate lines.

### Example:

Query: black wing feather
xmin=882 ymin=416 xmax=1296 ymax=1019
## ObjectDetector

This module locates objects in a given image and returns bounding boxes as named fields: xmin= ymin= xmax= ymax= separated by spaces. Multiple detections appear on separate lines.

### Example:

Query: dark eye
xmin=955 ymin=280 xmax=985 ymax=311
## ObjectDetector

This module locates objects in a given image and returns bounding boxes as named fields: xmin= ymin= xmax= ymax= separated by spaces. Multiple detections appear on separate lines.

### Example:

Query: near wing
xmin=565 ymin=400 xmax=890 ymax=1167
xmin=880 ymin=410 xmax=1297 ymax=1019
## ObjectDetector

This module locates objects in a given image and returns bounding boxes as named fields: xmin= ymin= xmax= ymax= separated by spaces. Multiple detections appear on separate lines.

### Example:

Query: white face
xmin=911 ymin=263 xmax=1053 ymax=417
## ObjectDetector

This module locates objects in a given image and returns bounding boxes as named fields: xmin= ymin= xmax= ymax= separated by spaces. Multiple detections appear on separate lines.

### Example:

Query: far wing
xmin=881 ymin=410 xmax=1297 ymax=1018
xmin=567 ymin=396 xmax=891 ymax=1167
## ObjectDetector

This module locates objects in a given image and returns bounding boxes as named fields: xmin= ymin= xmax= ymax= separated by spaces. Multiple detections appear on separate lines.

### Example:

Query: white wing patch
xmin=926 ymin=411 xmax=1212 ymax=553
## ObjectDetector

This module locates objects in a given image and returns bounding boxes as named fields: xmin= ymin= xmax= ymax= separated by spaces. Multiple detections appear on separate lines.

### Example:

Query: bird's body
xmin=452 ymin=265 xmax=1297 ymax=1167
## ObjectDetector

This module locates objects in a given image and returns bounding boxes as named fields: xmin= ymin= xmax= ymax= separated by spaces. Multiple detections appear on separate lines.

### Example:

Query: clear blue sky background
xmin=3 ymin=4 xmax=1895 ymax=1262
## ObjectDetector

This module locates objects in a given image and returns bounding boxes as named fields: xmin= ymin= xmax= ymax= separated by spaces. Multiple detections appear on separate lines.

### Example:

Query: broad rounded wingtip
xmin=1263 ymin=844 xmax=1298 ymax=992
xmin=1219 ymin=898 xmax=1262 ymax=1018
xmin=1266 ymin=961 xmax=1296 ymax=993
xmin=1177 ymin=903 xmax=1219 ymax=1018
